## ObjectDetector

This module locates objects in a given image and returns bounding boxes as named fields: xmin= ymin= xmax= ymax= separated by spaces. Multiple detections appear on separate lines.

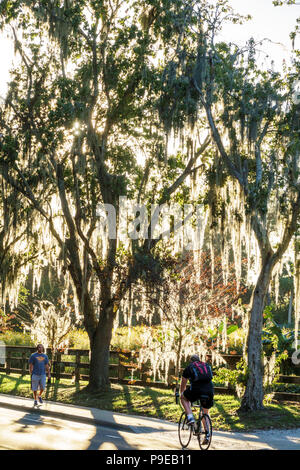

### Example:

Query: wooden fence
xmin=0 ymin=346 xmax=244 ymax=386
xmin=0 ymin=346 xmax=175 ymax=386
xmin=0 ymin=346 xmax=299 ymax=401
xmin=0 ymin=346 xmax=139 ymax=383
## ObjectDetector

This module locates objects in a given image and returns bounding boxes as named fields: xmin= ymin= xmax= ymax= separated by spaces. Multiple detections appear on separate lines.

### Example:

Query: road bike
xmin=176 ymin=391 xmax=213 ymax=450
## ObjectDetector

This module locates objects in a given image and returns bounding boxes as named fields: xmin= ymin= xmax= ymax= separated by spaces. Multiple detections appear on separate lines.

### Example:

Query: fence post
xmin=118 ymin=353 xmax=126 ymax=381
xmin=75 ymin=351 xmax=81 ymax=383
xmin=168 ymin=360 xmax=176 ymax=386
xmin=56 ymin=353 xmax=61 ymax=380
xmin=48 ymin=348 xmax=53 ymax=379
xmin=141 ymin=362 xmax=149 ymax=383
xmin=21 ymin=351 xmax=26 ymax=376
xmin=6 ymin=350 xmax=11 ymax=375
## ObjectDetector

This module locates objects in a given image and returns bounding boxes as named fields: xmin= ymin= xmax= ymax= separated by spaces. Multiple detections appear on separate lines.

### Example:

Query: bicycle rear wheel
xmin=197 ymin=413 xmax=212 ymax=450
xmin=178 ymin=412 xmax=192 ymax=449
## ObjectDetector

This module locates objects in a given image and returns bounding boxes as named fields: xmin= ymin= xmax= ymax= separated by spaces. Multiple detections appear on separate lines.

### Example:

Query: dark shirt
xmin=29 ymin=352 xmax=49 ymax=376
xmin=182 ymin=362 xmax=214 ymax=394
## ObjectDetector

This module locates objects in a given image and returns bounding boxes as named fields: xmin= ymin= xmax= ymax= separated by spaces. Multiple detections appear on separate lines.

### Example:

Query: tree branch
xmin=273 ymin=192 xmax=300 ymax=264
xmin=158 ymin=134 xmax=210 ymax=205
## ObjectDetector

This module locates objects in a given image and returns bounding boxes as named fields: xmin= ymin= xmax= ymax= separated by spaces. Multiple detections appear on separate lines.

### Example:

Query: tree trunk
xmin=294 ymin=236 xmax=300 ymax=349
xmin=240 ymin=255 xmax=274 ymax=411
xmin=288 ymin=292 xmax=293 ymax=325
xmin=87 ymin=304 xmax=116 ymax=391
xmin=175 ymin=331 xmax=183 ymax=378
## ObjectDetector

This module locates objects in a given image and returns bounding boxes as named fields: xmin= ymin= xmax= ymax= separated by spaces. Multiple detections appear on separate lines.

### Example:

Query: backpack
xmin=190 ymin=361 xmax=212 ymax=383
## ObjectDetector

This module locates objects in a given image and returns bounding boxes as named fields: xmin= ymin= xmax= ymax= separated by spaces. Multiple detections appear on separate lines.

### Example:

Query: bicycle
xmin=176 ymin=390 xmax=213 ymax=450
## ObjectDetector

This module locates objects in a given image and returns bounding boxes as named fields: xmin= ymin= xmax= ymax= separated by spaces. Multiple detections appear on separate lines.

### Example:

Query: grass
xmin=0 ymin=373 xmax=300 ymax=432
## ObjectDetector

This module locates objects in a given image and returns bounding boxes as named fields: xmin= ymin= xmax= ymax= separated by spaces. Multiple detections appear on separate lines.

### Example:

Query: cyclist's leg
xmin=181 ymin=388 xmax=195 ymax=423
xmin=200 ymin=393 xmax=213 ymax=414
xmin=202 ymin=408 xmax=209 ymax=432
xmin=200 ymin=394 xmax=213 ymax=434
xmin=181 ymin=394 xmax=193 ymax=415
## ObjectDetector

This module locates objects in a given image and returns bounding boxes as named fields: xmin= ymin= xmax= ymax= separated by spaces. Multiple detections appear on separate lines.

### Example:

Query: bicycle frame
xmin=192 ymin=402 xmax=204 ymax=434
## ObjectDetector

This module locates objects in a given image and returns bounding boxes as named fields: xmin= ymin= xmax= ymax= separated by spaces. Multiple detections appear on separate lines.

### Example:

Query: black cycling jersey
xmin=182 ymin=363 xmax=214 ymax=395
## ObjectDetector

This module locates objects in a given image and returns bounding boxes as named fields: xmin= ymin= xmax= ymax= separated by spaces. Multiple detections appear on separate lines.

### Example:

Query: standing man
xmin=29 ymin=344 xmax=51 ymax=406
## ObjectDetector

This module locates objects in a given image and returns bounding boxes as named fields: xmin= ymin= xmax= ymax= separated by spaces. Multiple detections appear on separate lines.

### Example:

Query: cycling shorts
xmin=183 ymin=386 xmax=214 ymax=409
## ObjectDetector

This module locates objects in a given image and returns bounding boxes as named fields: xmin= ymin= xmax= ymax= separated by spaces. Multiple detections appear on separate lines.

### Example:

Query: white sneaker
xmin=187 ymin=416 xmax=195 ymax=426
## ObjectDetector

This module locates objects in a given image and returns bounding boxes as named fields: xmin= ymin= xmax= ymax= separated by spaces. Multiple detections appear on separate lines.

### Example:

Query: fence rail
xmin=0 ymin=346 xmax=299 ymax=399
xmin=0 ymin=346 xmax=172 ymax=385
xmin=0 ymin=346 xmax=141 ymax=383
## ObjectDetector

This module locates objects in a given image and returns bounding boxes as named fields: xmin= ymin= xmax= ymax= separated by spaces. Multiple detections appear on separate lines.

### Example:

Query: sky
xmin=0 ymin=0 xmax=299 ymax=98
xmin=219 ymin=0 xmax=300 ymax=68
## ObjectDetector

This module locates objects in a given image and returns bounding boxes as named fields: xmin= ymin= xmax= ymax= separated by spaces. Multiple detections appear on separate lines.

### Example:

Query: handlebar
xmin=174 ymin=386 xmax=184 ymax=410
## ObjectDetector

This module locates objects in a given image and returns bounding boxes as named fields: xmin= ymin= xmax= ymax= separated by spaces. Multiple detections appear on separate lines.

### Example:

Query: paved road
xmin=0 ymin=406 xmax=199 ymax=451
xmin=1 ymin=404 xmax=300 ymax=450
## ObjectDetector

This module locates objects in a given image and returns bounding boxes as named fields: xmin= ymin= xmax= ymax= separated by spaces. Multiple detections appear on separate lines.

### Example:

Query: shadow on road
xmin=88 ymin=408 xmax=135 ymax=450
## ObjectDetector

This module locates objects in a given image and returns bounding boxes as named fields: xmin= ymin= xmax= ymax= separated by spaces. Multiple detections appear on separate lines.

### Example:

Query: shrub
xmin=225 ymin=328 xmax=245 ymax=355
xmin=213 ymin=359 xmax=248 ymax=398
xmin=0 ymin=331 xmax=34 ymax=346
xmin=67 ymin=326 xmax=147 ymax=351
xmin=111 ymin=326 xmax=147 ymax=351
xmin=67 ymin=329 xmax=89 ymax=349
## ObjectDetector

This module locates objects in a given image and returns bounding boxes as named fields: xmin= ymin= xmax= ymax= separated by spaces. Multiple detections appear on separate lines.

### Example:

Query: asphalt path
xmin=0 ymin=404 xmax=300 ymax=451
xmin=0 ymin=406 xmax=197 ymax=451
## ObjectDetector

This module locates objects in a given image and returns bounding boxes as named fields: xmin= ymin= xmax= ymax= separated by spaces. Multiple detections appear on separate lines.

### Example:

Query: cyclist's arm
xmin=180 ymin=377 xmax=188 ymax=397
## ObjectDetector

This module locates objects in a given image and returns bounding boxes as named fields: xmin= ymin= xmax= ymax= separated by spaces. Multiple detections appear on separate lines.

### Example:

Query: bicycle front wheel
xmin=178 ymin=412 xmax=192 ymax=449
xmin=197 ymin=413 xmax=212 ymax=450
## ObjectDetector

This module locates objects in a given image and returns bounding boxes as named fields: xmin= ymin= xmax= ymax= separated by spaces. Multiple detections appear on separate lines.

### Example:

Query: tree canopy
xmin=0 ymin=0 xmax=299 ymax=410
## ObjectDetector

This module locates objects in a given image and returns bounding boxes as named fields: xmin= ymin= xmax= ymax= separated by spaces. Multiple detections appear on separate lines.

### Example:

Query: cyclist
xmin=180 ymin=354 xmax=214 ymax=441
